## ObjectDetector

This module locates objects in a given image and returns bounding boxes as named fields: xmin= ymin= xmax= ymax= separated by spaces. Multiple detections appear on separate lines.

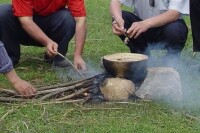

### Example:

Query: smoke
xmin=52 ymin=59 xmax=105 ymax=83
xmin=178 ymin=56 xmax=200 ymax=109
xmin=143 ymin=43 xmax=200 ymax=109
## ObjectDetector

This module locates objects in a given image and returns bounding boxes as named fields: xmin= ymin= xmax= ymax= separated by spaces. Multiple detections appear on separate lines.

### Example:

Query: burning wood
xmin=0 ymin=73 xmax=106 ymax=103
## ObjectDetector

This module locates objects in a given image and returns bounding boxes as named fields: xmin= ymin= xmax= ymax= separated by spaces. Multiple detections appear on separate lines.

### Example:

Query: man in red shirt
xmin=0 ymin=0 xmax=87 ymax=70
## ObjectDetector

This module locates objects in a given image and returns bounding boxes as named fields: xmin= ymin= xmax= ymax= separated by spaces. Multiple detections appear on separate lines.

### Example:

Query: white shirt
xmin=118 ymin=0 xmax=189 ymax=20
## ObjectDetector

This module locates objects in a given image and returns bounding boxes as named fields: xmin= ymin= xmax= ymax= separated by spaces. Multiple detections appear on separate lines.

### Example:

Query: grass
xmin=1 ymin=0 xmax=200 ymax=132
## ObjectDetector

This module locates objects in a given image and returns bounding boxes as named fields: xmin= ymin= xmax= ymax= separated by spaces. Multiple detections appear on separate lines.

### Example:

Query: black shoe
xmin=44 ymin=53 xmax=70 ymax=68
xmin=53 ymin=59 xmax=70 ymax=68
xmin=44 ymin=53 xmax=54 ymax=64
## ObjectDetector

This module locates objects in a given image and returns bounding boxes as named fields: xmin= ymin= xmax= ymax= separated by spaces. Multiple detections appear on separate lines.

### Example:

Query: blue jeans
xmin=0 ymin=4 xmax=76 ymax=66
xmin=119 ymin=11 xmax=188 ymax=56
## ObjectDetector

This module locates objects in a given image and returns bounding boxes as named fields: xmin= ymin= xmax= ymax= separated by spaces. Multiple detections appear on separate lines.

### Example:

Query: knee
xmin=0 ymin=4 xmax=12 ymax=19
xmin=163 ymin=21 xmax=188 ymax=43
xmin=121 ymin=11 xmax=140 ymax=29
xmin=59 ymin=10 xmax=76 ymax=33
xmin=122 ymin=11 xmax=132 ymax=20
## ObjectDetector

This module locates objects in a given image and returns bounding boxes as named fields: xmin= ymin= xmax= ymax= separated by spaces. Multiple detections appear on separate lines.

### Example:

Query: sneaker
xmin=44 ymin=53 xmax=54 ymax=64
xmin=53 ymin=59 xmax=70 ymax=68
xmin=44 ymin=53 xmax=70 ymax=68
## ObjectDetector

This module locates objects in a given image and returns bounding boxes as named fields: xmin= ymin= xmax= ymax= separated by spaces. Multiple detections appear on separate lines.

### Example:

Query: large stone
xmin=100 ymin=78 xmax=135 ymax=101
xmin=135 ymin=67 xmax=182 ymax=101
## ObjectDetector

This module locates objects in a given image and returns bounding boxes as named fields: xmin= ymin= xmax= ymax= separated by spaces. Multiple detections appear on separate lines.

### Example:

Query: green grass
xmin=1 ymin=0 xmax=200 ymax=132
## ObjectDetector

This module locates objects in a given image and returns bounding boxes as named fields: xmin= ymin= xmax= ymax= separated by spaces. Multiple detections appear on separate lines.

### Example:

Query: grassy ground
xmin=1 ymin=0 xmax=200 ymax=132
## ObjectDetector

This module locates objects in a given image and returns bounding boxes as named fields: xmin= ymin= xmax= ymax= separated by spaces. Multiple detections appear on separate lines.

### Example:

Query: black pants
xmin=119 ymin=11 xmax=188 ymax=56
xmin=0 ymin=4 xmax=76 ymax=65
xmin=190 ymin=0 xmax=200 ymax=52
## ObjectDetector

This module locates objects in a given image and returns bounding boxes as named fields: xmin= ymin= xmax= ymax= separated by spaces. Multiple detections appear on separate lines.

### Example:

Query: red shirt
xmin=12 ymin=0 xmax=86 ymax=17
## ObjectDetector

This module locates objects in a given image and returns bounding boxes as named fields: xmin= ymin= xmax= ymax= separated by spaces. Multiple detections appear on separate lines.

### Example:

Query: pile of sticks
xmin=0 ymin=73 xmax=106 ymax=103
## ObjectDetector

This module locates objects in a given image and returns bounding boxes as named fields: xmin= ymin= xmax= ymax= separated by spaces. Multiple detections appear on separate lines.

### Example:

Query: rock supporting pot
xmin=100 ymin=78 xmax=135 ymax=101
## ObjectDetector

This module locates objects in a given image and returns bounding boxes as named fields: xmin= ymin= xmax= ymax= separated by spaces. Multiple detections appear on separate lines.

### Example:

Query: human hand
xmin=46 ymin=41 xmax=58 ymax=57
xmin=127 ymin=21 xmax=150 ymax=39
xmin=112 ymin=17 xmax=126 ymax=35
xmin=74 ymin=56 xmax=87 ymax=70
xmin=13 ymin=79 xmax=37 ymax=97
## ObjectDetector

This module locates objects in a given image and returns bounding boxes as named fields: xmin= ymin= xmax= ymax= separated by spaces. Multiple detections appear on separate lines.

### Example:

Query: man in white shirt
xmin=110 ymin=0 xmax=189 ymax=59
xmin=190 ymin=0 xmax=200 ymax=52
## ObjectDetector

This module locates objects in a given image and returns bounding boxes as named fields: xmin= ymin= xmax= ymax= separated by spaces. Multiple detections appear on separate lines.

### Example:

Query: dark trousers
xmin=119 ymin=11 xmax=188 ymax=56
xmin=0 ymin=4 xmax=76 ymax=65
xmin=190 ymin=0 xmax=200 ymax=52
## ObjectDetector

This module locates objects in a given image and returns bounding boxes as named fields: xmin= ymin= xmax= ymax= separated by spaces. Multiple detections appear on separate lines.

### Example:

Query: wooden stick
xmin=37 ymin=99 xmax=85 ymax=105
xmin=55 ymin=86 xmax=93 ymax=101
xmin=186 ymin=114 xmax=200 ymax=121
xmin=39 ymin=86 xmax=79 ymax=101
xmin=0 ymin=89 xmax=17 ymax=95
xmin=0 ymin=97 xmax=29 ymax=102
xmin=39 ymin=82 xmax=95 ymax=101
xmin=36 ymin=79 xmax=94 ymax=95
xmin=36 ymin=78 xmax=88 ymax=91
xmin=36 ymin=73 xmax=103 ymax=91
xmin=57 ymin=52 xmax=85 ymax=79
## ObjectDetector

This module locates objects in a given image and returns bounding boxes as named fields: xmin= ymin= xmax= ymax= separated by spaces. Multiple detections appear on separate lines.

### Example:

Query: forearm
xmin=143 ymin=10 xmax=180 ymax=28
xmin=18 ymin=17 xmax=53 ymax=46
xmin=110 ymin=0 xmax=122 ymax=19
xmin=74 ymin=17 xmax=87 ymax=57
xmin=4 ymin=69 xmax=21 ymax=85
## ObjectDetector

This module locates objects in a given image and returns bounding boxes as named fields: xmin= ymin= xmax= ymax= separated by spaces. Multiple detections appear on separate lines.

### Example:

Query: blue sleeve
xmin=0 ymin=41 xmax=13 ymax=74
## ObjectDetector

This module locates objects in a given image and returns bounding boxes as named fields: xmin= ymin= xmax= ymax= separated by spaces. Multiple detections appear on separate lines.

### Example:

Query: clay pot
xmin=102 ymin=53 xmax=148 ymax=82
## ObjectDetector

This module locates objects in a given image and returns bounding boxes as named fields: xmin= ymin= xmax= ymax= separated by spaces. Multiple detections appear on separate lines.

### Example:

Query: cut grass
xmin=0 ymin=0 xmax=200 ymax=132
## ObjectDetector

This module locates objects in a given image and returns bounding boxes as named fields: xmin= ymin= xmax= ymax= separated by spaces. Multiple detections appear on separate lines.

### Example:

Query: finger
xmin=130 ymin=27 xmax=140 ymax=38
xmin=49 ymin=48 xmax=57 ymax=56
xmin=46 ymin=50 xmax=53 ymax=57
xmin=78 ymin=65 xmax=82 ymax=70
xmin=112 ymin=23 xmax=124 ymax=33
xmin=112 ymin=26 xmax=124 ymax=35
xmin=80 ymin=64 xmax=87 ymax=71
xmin=127 ymin=22 xmax=138 ymax=33
xmin=74 ymin=64 xmax=78 ymax=70
xmin=24 ymin=89 xmax=30 ymax=97
xmin=134 ymin=29 xmax=143 ymax=39
xmin=26 ymin=86 xmax=33 ymax=96
xmin=53 ymin=44 xmax=58 ymax=52
xmin=18 ymin=90 xmax=25 ymax=97
xmin=32 ymin=87 xmax=37 ymax=94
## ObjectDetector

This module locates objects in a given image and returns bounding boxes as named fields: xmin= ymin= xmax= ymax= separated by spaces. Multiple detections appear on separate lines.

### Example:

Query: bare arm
xmin=110 ymin=0 xmax=126 ymax=35
xmin=5 ymin=69 xmax=36 ymax=96
xmin=143 ymin=10 xmax=180 ymax=28
xmin=74 ymin=17 xmax=87 ymax=70
xmin=18 ymin=17 xmax=58 ymax=56
xmin=110 ymin=0 xmax=123 ymax=24
xmin=127 ymin=10 xmax=180 ymax=38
